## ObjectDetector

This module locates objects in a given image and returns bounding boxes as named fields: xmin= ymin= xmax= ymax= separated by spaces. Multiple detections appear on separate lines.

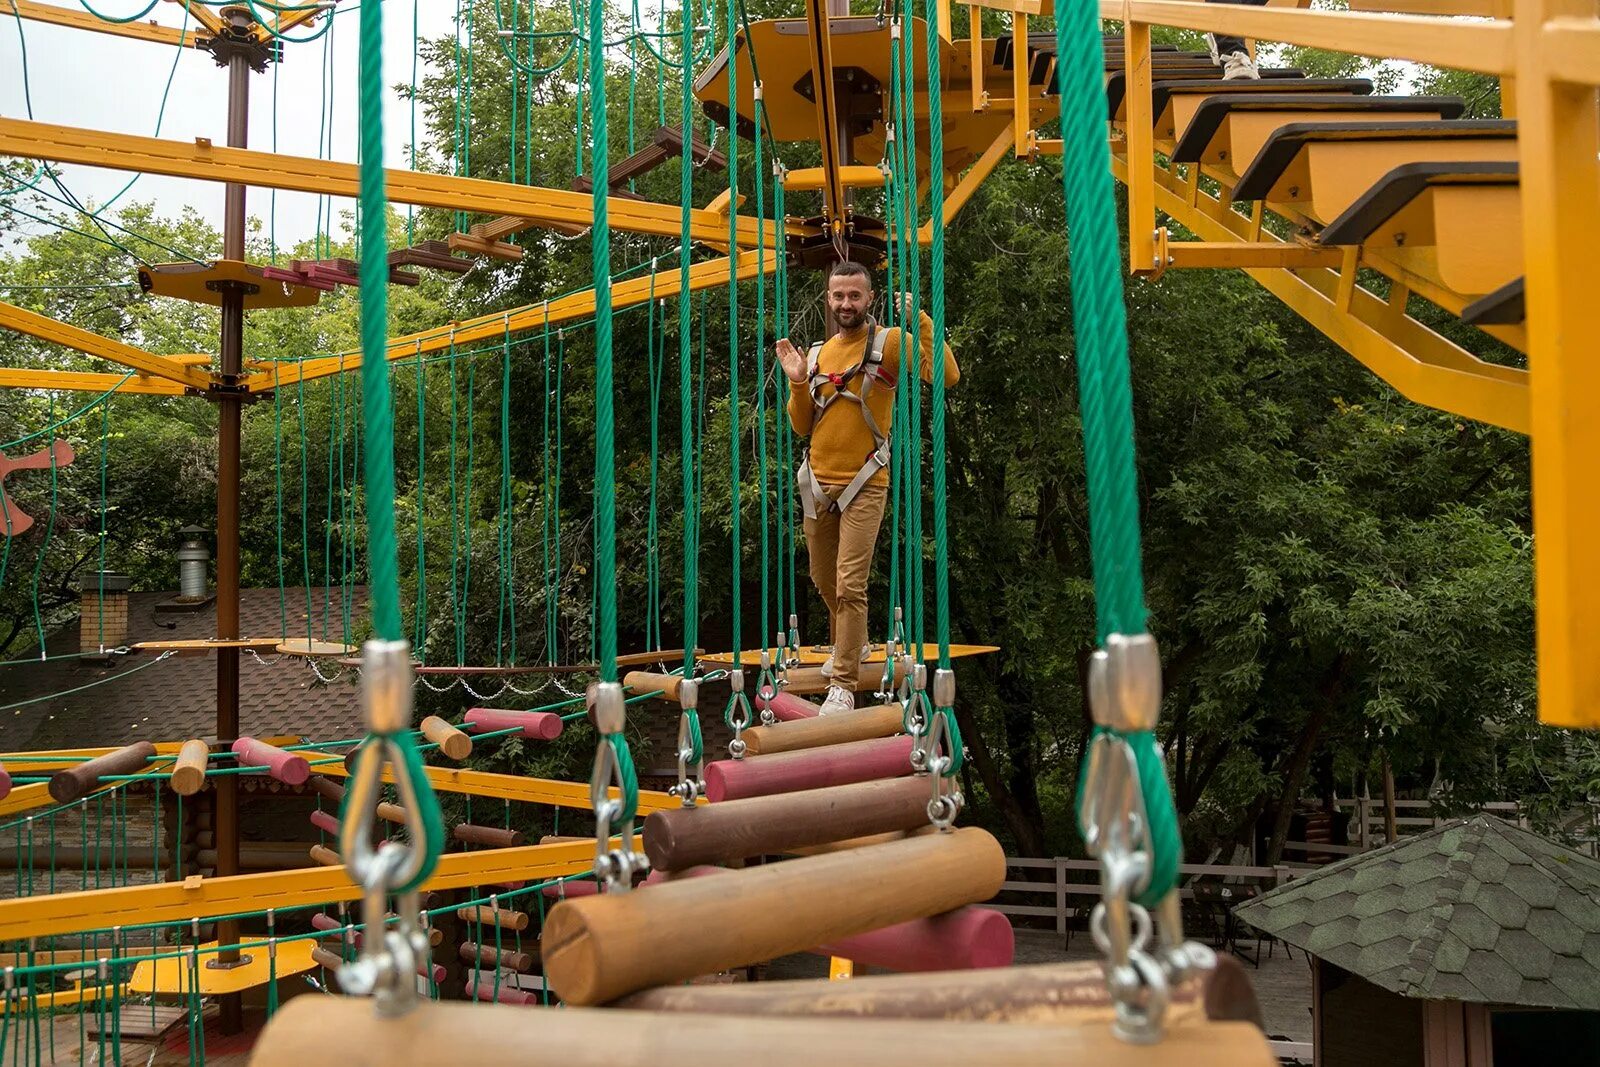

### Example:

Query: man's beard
xmin=835 ymin=307 xmax=862 ymax=328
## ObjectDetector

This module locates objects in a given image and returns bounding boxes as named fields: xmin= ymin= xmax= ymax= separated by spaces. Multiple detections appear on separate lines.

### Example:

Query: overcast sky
xmin=1 ymin=1 xmax=460 ymax=251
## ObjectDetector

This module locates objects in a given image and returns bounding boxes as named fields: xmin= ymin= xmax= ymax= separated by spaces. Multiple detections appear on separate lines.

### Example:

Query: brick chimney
xmin=80 ymin=572 xmax=132 ymax=653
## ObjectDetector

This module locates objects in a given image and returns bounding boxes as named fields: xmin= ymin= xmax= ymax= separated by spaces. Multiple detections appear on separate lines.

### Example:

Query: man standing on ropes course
xmin=776 ymin=261 xmax=960 ymax=716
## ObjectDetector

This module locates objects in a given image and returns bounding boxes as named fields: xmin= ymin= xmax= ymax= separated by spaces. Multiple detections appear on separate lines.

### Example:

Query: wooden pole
xmin=1382 ymin=755 xmax=1398 ymax=844
xmin=643 ymin=776 xmax=933 ymax=871
xmin=756 ymin=685 xmax=822 ymax=721
xmin=541 ymin=827 xmax=1006 ymax=1005
xmin=620 ymin=956 xmax=1264 ymax=1028
xmin=232 ymin=737 xmax=311 ymax=786
xmin=421 ymin=716 xmax=473 ymax=760
xmin=622 ymin=671 xmax=684 ymax=701
xmin=248 ymin=997 xmax=1277 ymax=1066
xmin=704 ymin=734 xmax=916 ymax=802
xmin=464 ymin=708 xmax=564 ymax=741
xmin=742 ymin=703 xmax=903 ymax=755
xmin=48 ymin=742 xmax=156 ymax=803
xmin=454 ymin=824 xmax=527 ymax=848
xmin=460 ymin=942 xmax=537 ymax=974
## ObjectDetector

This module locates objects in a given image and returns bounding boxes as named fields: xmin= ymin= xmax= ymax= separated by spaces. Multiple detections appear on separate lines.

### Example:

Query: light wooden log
xmin=622 ymin=671 xmax=683 ymax=701
xmin=643 ymin=776 xmax=933 ymax=872
xmin=309 ymin=844 xmax=341 ymax=867
xmin=786 ymin=829 xmax=928 ymax=856
xmin=232 ymin=737 xmax=312 ymax=786
xmin=170 ymin=740 xmax=210 ymax=796
xmin=248 ymin=996 xmax=1276 ymax=1066
xmin=811 ymin=906 xmax=1014 ymax=972
xmin=421 ymin=716 xmax=473 ymax=760
xmin=376 ymin=801 xmax=408 ymax=824
xmin=704 ymin=735 xmax=916 ymax=802
xmin=541 ymin=827 xmax=1005 ymax=1005
xmin=453 ymin=824 xmax=526 ymax=848
xmin=456 ymin=906 xmax=530 ymax=932
xmin=461 ymin=942 xmax=536 ymax=974
xmin=196 ymin=846 xmax=316 ymax=870
xmin=616 ymin=956 xmax=1264 ymax=1028
xmin=742 ymin=703 xmax=904 ymax=755
xmin=49 ymin=742 xmax=156 ymax=803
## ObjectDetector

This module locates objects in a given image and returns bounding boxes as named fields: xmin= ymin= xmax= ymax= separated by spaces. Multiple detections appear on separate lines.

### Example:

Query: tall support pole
xmin=205 ymin=5 xmax=271 ymax=1034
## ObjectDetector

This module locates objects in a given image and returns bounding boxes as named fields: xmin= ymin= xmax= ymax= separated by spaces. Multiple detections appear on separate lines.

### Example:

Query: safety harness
xmin=797 ymin=320 xmax=895 ymax=518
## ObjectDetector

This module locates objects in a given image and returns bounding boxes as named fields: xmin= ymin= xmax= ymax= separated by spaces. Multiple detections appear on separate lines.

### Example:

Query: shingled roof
xmin=0 ymin=587 xmax=366 ymax=752
xmin=1236 ymin=815 xmax=1600 ymax=1010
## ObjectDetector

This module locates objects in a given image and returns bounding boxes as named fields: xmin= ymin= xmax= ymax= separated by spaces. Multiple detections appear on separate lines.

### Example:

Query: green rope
xmin=677 ymin=1 xmax=699 ymax=680
xmin=1055 ymin=3 xmax=1177 ymax=907
xmin=725 ymin=0 xmax=742 ymax=672
xmin=355 ymin=0 xmax=443 ymax=893
xmin=588 ymin=0 xmax=617 ymax=684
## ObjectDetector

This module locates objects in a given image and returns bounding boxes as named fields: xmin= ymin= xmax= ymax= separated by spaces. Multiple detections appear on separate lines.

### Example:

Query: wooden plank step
xmin=1172 ymin=94 xmax=1473 ymax=165
xmin=1143 ymin=78 xmax=1375 ymax=139
xmin=86 ymin=1004 xmax=189 ymax=1039
xmin=1231 ymin=118 xmax=1516 ymax=222
xmin=1107 ymin=68 xmax=1304 ymax=120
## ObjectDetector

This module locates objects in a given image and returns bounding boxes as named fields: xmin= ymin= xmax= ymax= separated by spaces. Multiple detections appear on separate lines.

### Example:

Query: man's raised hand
xmin=776 ymin=337 xmax=809 ymax=384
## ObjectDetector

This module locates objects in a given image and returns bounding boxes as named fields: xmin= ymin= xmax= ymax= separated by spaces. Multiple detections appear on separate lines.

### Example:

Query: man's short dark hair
xmin=827 ymin=260 xmax=874 ymax=287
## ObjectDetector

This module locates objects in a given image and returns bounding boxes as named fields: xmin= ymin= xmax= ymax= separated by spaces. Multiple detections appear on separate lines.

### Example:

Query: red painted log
xmin=232 ymin=737 xmax=311 ymax=786
xmin=755 ymin=686 xmax=821 ymax=722
xmin=309 ymin=809 xmax=340 ymax=836
xmin=464 ymin=708 xmax=564 ymax=741
xmin=704 ymin=735 xmax=916 ymax=802
xmin=0 ymin=764 xmax=10 ymax=802
xmin=812 ymin=906 xmax=1014 ymax=972
xmin=312 ymin=942 xmax=447 ymax=983
xmin=467 ymin=973 xmax=539 ymax=1005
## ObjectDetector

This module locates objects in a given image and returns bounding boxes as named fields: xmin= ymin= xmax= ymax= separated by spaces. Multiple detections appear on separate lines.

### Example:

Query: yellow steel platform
xmin=138 ymin=260 xmax=321 ymax=310
xmin=127 ymin=939 xmax=317 ymax=995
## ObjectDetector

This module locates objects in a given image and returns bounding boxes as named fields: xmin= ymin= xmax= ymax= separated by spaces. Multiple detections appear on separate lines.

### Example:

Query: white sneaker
xmin=819 ymin=685 xmax=856 ymax=716
xmin=819 ymin=653 xmax=835 ymax=677
xmin=1219 ymin=51 xmax=1260 ymax=80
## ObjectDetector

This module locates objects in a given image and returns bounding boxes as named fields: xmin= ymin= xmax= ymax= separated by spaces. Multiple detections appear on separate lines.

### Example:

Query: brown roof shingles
xmin=0 ymin=588 xmax=366 ymax=751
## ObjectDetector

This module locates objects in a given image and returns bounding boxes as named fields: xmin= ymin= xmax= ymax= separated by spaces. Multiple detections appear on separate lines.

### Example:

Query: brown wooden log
xmin=453 ymin=824 xmax=526 ymax=848
xmin=541 ymin=827 xmax=1005 ymax=1006
xmin=622 ymin=670 xmax=683 ymax=701
xmin=49 ymin=742 xmax=156 ymax=803
xmin=643 ymin=776 xmax=933 ymax=872
xmin=376 ymin=801 xmax=408 ymax=824
xmin=460 ymin=942 xmax=536 ymax=974
xmin=249 ymin=997 xmax=1275 ymax=1066
xmin=170 ymin=740 xmax=210 ymax=796
xmin=308 ymin=844 xmax=341 ymax=867
xmin=742 ymin=703 xmax=904 ymax=755
xmin=615 ymin=956 xmax=1264 ymax=1028
xmin=455 ymin=906 xmax=530 ymax=932
xmin=0 ymin=846 xmax=171 ymax=869
xmin=785 ymin=829 xmax=926 ymax=856
xmin=197 ymin=843 xmax=318 ymax=870
xmin=306 ymin=775 xmax=345 ymax=804
xmin=421 ymin=716 xmax=473 ymax=760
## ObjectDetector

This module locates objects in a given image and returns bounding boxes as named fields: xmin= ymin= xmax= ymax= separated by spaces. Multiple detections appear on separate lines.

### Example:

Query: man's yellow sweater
xmin=784 ymin=310 xmax=947 ymax=486
xmin=788 ymin=312 xmax=960 ymax=486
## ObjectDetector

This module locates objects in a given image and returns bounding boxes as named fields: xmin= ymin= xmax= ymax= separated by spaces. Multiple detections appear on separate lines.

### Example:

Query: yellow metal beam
xmin=245 ymin=250 xmax=775 ymax=391
xmin=6 ymin=0 xmax=199 ymax=48
xmin=1541 ymin=18 xmax=1600 ymax=85
xmin=0 ymin=838 xmax=599 ymax=941
xmin=273 ymin=1 xmax=328 ymax=34
xmin=1162 ymin=240 xmax=1348 ymax=270
xmin=1514 ymin=0 xmax=1600 ymax=728
xmin=965 ymin=0 xmax=1041 ymax=13
xmin=784 ymin=165 xmax=887 ymax=191
xmin=164 ymin=0 xmax=227 ymax=36
xmin=0 ymin=119 xmax=790 ymax=250
xmin=1108 ymin=151 xmax=1530 ymax=434
xmin=0 ymin=368 xmax=189 ymax=395
xmin=918 ymin=127 xmax=1013 ymax=244
xmin=1104 ymin=0 xmax=1515 ymax=76
xmin=0 ymin=302 xmax=214 ymax=390
xmin=299 ymin=749 xmax=689 ymax=815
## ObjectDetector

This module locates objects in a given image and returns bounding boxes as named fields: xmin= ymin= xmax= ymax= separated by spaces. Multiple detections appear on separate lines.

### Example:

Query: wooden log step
xmin=453 ymin=823 xmax=526 ymax=848
xmin=754 ymin=685 xmax=821 ymax=722
xmin=460 ymin=941 xmax=537 ymax=974
xmin=49 ymin=742 xmax=155 ymax=803
xmin=420 ymin=715 xmax=473 ymax=760
xmin=742 ymin=702 xmax=904 ymax=755
xmin=811 ymin=905 xmax=1015 ymax=972
xmin=456 ymin=905 xmax=531 ymax=931
xmin=463 ymin=707 xmax=564 ymax=741
xmin=703 ymin=735 xmax=916 ymax=802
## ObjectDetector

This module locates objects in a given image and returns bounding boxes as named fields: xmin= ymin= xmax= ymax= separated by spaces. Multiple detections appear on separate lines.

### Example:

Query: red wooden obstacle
xmin=0 ymin=440 xmax=74 ymax=537
xmin=463 ymin=707 xmax=564 ymax=741
xmin=232 ymin=737 xmax=311 ymax=786
xmin=704 ymin=735 xmax=917 ymax=803
xmin=812 ymin=906 xmax=1015 ymax=972
xmin=756 ymin=685 xmax=822 ymax=722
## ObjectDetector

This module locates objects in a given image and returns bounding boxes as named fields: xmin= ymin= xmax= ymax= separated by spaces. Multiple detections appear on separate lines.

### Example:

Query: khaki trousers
xmin=802 ymin=482 xmax=888 ymax=691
